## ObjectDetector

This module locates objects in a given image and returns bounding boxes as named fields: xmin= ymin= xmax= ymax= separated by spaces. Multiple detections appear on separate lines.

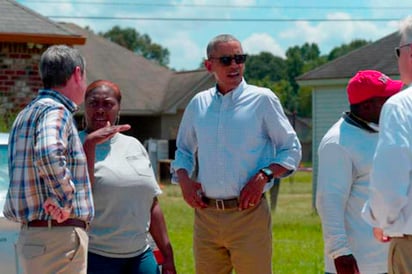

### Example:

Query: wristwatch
xmin=259 ymin=167 xmax=274 ymax=182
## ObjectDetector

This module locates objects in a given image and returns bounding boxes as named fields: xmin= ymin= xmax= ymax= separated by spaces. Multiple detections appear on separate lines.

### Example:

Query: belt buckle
xmin=215 ymin=199 xmax=225 ymax=210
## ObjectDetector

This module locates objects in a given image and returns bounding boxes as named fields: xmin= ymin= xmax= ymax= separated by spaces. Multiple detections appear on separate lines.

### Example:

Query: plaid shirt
xmin=3 ymin=89 xmax=94 ymax=223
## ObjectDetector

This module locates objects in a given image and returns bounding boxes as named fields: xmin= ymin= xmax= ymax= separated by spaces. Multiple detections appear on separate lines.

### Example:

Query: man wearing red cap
xmin=362 ymin=16 xmax=412 ymax=273
xmin=317 ymin=70 xmax=403 ymax=274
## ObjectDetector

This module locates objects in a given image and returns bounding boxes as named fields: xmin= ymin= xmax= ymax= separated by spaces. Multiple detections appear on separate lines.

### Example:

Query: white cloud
xmin=279 ymin=12 xmax=398 ymax=54
xmin=229 ymin=0 xmax=257 ymax=5
xmin=180 ymin=0 xmax=256 ymax=5
xmin=242 ymin=33 xmax=285 ymax=58
xmin=164 ymin=33 xmax=204 ymax=71
xmin=16 ymin=0 xmax=412 ymax=70
xmin=24 ymin=2 xmax=75 ymax=15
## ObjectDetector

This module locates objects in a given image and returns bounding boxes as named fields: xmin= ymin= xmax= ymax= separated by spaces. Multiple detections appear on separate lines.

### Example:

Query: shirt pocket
xmin=126 ymin=155 xmax=154 ymax=177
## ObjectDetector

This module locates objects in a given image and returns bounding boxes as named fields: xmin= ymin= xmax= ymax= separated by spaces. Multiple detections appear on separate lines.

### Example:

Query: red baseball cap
xmin=347 ymin=70 xmax=403 ymax=105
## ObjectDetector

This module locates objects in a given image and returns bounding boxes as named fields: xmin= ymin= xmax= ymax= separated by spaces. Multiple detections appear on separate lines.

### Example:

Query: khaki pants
xmin=194 ymin=198 xmax=272 ymax=274
xmin=17 ymin=226 xmax=88 ymax=274
xmin=389 ymin=236 xmax=412 ymax=274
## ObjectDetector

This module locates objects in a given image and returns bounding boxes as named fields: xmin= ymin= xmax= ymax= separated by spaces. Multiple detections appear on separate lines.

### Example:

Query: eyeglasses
xmin=209 ymin=54 xmax=247 ymax=66
xmin=395 ymin=43 xmax=412 ymax=58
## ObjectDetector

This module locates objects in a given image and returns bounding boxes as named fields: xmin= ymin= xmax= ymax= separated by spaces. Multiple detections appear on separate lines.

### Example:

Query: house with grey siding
xmin=297 ymin=31 xmax=401 ymax=207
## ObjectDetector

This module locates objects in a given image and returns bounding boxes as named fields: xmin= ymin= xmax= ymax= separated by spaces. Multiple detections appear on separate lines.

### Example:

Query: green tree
xmin=327 ymin=39 xmax=370 ymax=61
xmin=0 ymin=110 xmax=17 ymax=132
xmin=286 ymin=43 xmax=323 ymax=93
xmin=100 ymin=26 xmax=170 ymax=67
xmin=244 ymin=52 xmax=287 ymax=82
xmin=285 ymin=46 xmax=304 ymax=96
xmin=284 ymin=43 xmax=331 ymax=117
xmin=296 ymin=86 xmax=312 ymax=117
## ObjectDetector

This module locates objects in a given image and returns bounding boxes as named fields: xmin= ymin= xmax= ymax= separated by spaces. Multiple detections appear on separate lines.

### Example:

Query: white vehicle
xmin=0 ymin=133 xmax=161 ymax=273
xmin=0 ymin=132 xmax=21 ymax=274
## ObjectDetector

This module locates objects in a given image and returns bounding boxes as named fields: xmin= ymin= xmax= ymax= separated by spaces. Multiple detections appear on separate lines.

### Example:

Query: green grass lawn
xmin=159 ymin=171 xmax=324 ymax=273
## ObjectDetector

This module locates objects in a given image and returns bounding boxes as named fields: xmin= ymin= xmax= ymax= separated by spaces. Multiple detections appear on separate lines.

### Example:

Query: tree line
xmin=98 ymin=25 xmax=370 ymax=118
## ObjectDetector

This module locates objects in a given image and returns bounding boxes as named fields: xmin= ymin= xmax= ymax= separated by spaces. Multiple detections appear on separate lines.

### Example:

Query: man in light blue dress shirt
xmin=171 ymin=34 xmax=301 ymax=274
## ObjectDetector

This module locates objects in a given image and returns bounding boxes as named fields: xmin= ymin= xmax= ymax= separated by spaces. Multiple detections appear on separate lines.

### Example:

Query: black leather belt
xmin=202 ymin=197 xmax=239 ymax=210
xmin=202 ymin=195 xmax=266 ymax=210
xmin=27 ymin=219 xmax=88 ymax=229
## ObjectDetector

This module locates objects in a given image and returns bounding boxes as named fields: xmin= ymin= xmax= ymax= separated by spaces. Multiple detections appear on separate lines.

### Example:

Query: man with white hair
xmin=362 ymin=16 xmax=412 ymax=273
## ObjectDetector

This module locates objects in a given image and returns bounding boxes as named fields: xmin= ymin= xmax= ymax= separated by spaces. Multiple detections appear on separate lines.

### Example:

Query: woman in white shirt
xmin=81 ymin=80 xmax=176 ymax=274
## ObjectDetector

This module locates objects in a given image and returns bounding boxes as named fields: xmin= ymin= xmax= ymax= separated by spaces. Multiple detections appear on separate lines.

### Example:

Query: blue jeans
xmin=87 ymin=248 xmax=160 ymax=274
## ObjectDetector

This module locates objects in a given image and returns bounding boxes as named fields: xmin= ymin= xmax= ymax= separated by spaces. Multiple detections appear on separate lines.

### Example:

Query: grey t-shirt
xmin=80 ymin=132 xmax=162 ymax=258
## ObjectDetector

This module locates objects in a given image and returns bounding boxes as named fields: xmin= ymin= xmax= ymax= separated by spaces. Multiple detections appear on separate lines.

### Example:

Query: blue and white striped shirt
xmin=172 ymin=79 xmax=301 ymax=198
xmin=4 ymin=89 xmax=94 ymax=223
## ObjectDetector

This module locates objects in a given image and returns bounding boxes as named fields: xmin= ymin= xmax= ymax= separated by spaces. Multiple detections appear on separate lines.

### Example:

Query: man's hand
xmin=238 ymin=172 xmax=266 ymax=210
xmin=176 ymin=169 xmax=207 ymax=208
xmin=334 ymin=254 xmax=360 ymax=274
xmin=43 ymin=198 xmax=71 ymax=223
xmin=179 ymin=178 xmax=208 ymax=208
xmin=373 ymin=227 xmax=391 ymax=242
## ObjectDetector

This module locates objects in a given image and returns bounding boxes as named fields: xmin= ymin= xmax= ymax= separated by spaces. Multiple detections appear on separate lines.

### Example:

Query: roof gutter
xmin=0 ymin=33 xmax=86 ymax=45
xmin=297 ymin=78 xmax=350 ymax=87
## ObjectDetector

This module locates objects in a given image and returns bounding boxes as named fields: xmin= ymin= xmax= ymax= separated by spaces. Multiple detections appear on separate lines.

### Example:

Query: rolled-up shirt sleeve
xmin=171 ymin=99 xmax=198 ymax=183
xmin=263 ymin=93 xmax=301 ymax=174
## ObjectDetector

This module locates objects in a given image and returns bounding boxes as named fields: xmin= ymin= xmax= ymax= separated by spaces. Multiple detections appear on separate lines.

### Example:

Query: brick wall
xmin=0 ymin=42 xmax=45 ymax=127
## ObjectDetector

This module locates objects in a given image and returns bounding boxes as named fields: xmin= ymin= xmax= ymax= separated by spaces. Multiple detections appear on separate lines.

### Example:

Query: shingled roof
xmin=162 ymin=69 xmax=214 ymax=113
xmin=60 ymin=23 xmax=214 ymax=115
xmin=0 ymin=0 xmax=85 ymax=45
xmin=61 ymin=22 xmax=177 ymax=114
xmin=297 ymin=31 xmax=401 ymax=81
xmin=0 ymin=0 xmax=214 ymax=115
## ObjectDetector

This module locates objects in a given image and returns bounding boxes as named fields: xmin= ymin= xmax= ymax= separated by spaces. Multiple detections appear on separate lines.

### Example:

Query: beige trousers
xmin=194 ymin=198 xmax=272 ymax=274
xmin=17 ymin=226 xmax=88 ymax=274
xmin=388 ymin=236 xmax=412 ymax=274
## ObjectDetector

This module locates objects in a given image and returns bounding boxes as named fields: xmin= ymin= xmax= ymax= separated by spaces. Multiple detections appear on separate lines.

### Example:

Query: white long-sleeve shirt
xmin=363 ymin=85 xmax=412 ymax=236
xmin=317 ymin=116 xmax=388 ymax=274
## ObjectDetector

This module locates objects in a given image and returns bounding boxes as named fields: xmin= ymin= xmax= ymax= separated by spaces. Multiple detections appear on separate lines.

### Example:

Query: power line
xmin=19 ymin=1 xmax=412 ymax=10
xmin=48 ymin=16 xmax=400 ymax=22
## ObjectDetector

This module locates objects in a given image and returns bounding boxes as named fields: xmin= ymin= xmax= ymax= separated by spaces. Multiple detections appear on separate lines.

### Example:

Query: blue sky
xmin=16 ymin=0 xmax=412 ymax=71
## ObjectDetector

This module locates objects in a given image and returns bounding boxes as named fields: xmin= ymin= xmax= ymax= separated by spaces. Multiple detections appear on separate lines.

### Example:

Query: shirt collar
xmin=343 ymin=111 xmax=378 ymax=133
xmin=38 ymin=89 xmax=78 ymax=113
xmin=214 ymin=78 xmax=247 ymax=100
